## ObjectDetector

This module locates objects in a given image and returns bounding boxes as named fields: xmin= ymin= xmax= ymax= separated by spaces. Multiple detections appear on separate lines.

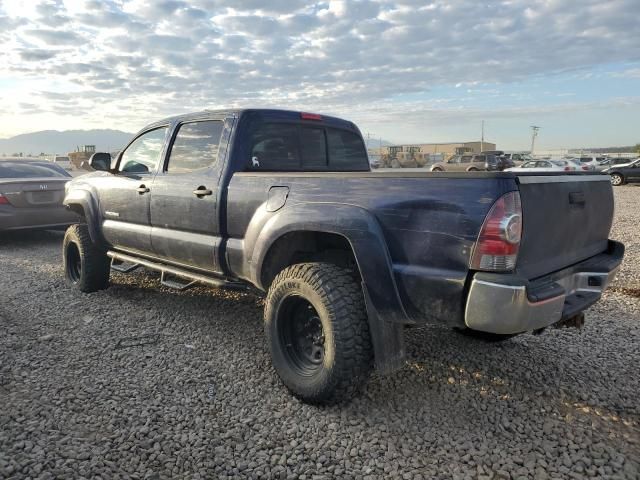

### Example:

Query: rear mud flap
xmin=363 ymin=285 xmax=406 ymax=375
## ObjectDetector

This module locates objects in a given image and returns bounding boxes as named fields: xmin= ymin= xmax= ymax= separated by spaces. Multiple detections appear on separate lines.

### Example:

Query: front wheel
xmin=610 ymin=173 xmax=624 ymax=186
xmin=431 ymin=167 xmax=443 ymax=172
xmin=264 ymin=263 xmax=373 ymax=404
xmin=63 ymin=224 xmax=110 ymax=292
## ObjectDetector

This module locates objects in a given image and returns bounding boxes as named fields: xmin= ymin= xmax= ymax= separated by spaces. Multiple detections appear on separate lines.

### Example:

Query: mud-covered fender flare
xmin=248 ymin=203 xmax=408 ymax=374
xmin=63 ymin=188 xmax=104 ymax=245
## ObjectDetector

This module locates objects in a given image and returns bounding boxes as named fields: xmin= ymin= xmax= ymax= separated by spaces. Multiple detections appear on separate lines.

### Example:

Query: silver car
xmin=505 ymin=159 xmax=578 ymax=172
xmin=0 ymin=160 xmax=78 ymax=231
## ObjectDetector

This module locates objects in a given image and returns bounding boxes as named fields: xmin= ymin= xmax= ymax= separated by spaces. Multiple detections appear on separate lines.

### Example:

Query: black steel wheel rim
xmin=66 ymin=242 xmax=81 ymax=283
xmin=278 ymin=295 xmax=326 ymax=377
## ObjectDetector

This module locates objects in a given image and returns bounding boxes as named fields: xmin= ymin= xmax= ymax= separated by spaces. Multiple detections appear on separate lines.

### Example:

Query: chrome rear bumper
xmin=464 ymin=242 xmax=623 ymax=334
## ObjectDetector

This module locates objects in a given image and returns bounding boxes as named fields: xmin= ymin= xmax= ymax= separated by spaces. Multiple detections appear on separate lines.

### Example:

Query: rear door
xmin=515 ymin=175 xmax=613 ymax=279
xmin=98 ymin=127 xmax=168 ymax=253
xmin=149 ymin=119 xmax=226 ymax=272
xmin=446 ymin=155 xmax=464 ymax=171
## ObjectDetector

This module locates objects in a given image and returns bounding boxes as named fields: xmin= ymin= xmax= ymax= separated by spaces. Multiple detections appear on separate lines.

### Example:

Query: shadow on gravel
xmin=0 ymin=229 xmax=64 ymax=247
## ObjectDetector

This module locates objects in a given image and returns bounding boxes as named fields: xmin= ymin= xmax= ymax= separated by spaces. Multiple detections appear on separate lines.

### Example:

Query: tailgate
xmin=516 ymin=175 xmax=613 ymax=279
xmin=0 ymin=178 xmax=68 ymax=208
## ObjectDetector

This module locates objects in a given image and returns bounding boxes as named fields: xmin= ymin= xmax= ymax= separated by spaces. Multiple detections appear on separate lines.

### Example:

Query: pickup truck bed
xmin=62 ymin=109 xmax=623 ymax=404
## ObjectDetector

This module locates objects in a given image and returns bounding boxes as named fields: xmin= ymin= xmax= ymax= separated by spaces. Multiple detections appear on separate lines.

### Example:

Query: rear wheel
xmin=63 ymin=224 xmax=110 ymax=292
xmin=431 ymin=167 xmax=443 ymax=172
xmin=467 ymin=167 xmax=479 ymax=172
xmin=610 ymin=173 xmax=624 ymax=186
xmin=264 ymin=263 xmax=373 ymax=404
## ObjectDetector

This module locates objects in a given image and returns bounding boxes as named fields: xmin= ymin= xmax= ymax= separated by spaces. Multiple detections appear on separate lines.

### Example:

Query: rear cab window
xmin=247 ymin=122 xmax=368 ymax=172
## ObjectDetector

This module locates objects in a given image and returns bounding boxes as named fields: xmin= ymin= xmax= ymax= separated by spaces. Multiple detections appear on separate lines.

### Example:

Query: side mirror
xmin=89 ymin=152 xmax=112 ymax=171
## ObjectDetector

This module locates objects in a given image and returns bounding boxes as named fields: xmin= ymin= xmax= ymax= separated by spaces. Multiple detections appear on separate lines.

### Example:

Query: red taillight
xmin=301 ymin=112 xmax=322 ymax=120
xmin=582 ymin=166 xmax=589 ymax=171
xmin=470 ymin=191 xmax=522 ymax=271
xmin=0 ymin=194 xmax=9 ymax=205
xmin=564 ymin=166 xmax=571 ymax=171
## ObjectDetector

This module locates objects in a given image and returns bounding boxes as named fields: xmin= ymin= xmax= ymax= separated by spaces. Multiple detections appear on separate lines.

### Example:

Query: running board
xmin=106 ymin=251 xmax=248 ymax=291
xmin=111 ymin=258 xmax=140 ymax=273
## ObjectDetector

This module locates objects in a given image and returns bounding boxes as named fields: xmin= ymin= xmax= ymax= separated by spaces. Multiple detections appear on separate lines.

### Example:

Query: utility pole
xmin=481 ymin=120 xmax=485 ymax=152
xmin=530 ymin=126 xmax=540 ymax=154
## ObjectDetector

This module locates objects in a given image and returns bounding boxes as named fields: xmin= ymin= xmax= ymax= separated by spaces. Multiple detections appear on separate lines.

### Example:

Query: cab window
xmin=326 ymin=128 xmax=368 ymax=171
xmin=166 ymin=121 xmax=224 ymax=173
xmin=119 ymin=127 xmax=168 ymax=174
xmin=249 ymin=123 xmax=300 ymax=170
xmin=247 ymin=123 xmax=367 ymax=171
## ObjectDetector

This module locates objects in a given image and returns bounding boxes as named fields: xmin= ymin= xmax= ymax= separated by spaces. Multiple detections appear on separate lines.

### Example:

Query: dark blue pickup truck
xmin=62 ymin=109 xmax=624 ymax=404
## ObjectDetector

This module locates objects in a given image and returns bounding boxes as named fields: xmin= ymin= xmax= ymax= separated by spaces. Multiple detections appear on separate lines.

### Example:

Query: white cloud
xmin=0 ymin=0 xmax=639 ymax=138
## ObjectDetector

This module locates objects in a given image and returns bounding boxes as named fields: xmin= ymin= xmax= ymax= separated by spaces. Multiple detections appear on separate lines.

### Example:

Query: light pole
xmin=530 ymin=126 xmax=540 ymax=154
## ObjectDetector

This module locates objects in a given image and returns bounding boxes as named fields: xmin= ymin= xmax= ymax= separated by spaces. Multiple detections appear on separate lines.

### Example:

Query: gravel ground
xmin=1 ymin=187 xmax=638 ymax=480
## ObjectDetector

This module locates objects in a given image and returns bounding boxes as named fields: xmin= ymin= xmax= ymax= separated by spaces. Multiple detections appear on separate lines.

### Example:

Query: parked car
xmin=567 ymin=159 xmax=593 ymax=171
xmin=481 ymin=151 xmax=515 ymax=170
xmin=0 ymin=160 xmax=78 ymax=231
xmin=505 ymin=159 xmax=577 ymax=172
xmin=503 ymin=153 xmax=534 ymax=165
xmin=430 ymin=153 xmax=505 ymax=172
xmin=62 ymin=109 xmax=623 ymax=404
xmin=602 ymin=157 xmax=640 ymax=186
xmin=596 ymin=157 xmax=636 ymax=172
xmin=568 ymin=156 xmax=606 ymax=170
xmin=52 ymin=155 xmax=73 ymax=170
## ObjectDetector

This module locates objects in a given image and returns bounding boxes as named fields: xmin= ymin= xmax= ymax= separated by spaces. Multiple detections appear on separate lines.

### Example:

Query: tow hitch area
xmin=553 ymin=312 xmax=586 ymax=330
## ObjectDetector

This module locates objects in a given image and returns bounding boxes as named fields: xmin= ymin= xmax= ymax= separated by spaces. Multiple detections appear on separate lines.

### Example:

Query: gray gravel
xmin=1 ymin=187 xmax=639 ymax=479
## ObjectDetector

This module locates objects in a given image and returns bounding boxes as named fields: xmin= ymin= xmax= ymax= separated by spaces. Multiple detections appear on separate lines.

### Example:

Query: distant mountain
xmin=0 ymin=129 xmax=133 ymax=156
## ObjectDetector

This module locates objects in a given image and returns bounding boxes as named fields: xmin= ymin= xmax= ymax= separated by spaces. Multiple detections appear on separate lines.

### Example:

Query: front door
xmin=149 ymin=120 xmax=226 ymax=273
xmin=98 ymin=127 xmax=168 ymax=253
xmin=626 ymin=162 xmax=640 ymax=181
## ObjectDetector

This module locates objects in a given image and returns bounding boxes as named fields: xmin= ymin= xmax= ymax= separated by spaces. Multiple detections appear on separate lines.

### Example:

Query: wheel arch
xmin=250 ymin=203 xmax=409 ymax=374
xmin=609 ymin=171 xmax=626 ymax=185
xmin=63 ymin=188 xmax=103 ymax=244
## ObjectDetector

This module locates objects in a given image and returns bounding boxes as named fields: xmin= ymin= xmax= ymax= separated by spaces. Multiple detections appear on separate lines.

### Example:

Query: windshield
xmin=0 ymin=161 xmax=71 ymax=178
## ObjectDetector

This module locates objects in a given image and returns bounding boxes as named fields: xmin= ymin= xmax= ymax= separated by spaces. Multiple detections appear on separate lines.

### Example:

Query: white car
xmin=52 ymin=155 xmax=73 ymax=171
xmin=505 ymin=159 xmax=578 ymax=172
xmin=567 ymin=156 xmax=605 ymax=170
xmin=503 ymin=153 xmax=534 ymax=165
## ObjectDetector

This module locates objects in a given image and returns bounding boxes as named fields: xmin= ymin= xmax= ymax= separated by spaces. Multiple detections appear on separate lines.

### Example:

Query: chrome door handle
xmin=137 ymin=185 xmax=150 ymax=194
xmin=193 ymin=187 xmax=213 ymax=196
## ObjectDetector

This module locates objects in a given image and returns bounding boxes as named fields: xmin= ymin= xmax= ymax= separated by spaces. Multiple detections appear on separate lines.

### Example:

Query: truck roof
xmin=143 ymin=108 xmax=358 ymax=132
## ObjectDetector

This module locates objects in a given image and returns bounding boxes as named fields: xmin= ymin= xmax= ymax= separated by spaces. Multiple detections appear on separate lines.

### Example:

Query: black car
xmin=603 ymin=158 xmax=640 ymax=186
xmin=481 ymin=150 xmax=515 ymax=170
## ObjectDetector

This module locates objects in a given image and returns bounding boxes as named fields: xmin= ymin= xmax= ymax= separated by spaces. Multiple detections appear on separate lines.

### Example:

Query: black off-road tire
xmin=453 ymin=327 xmax=516 ymax=342
xmin=63 ymin=224 xmax=110 ymax=292
xmin=264 ymin=263 xmax=373 ymax=405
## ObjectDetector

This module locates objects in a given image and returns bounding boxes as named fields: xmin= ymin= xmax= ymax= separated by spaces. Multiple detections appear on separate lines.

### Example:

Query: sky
xmin=0 ymin=0 xmax=639 ymax=150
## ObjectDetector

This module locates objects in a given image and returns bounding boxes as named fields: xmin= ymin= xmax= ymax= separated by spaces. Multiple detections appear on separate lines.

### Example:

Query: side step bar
xmin=107 ymin=251 xmax=248 ymax=291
